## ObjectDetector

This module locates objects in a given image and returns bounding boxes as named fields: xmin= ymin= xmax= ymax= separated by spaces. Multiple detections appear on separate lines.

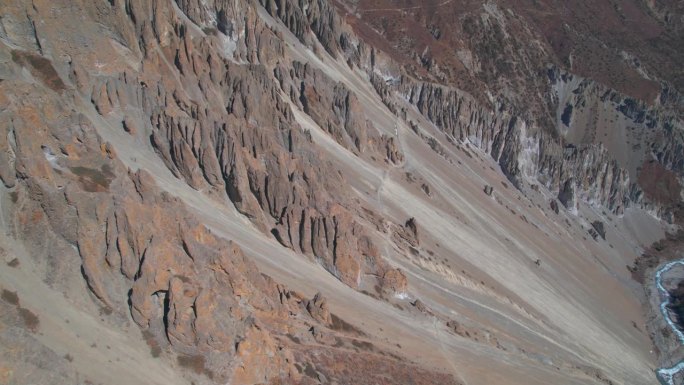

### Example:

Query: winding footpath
xmin=655 ymin=260 xmax=684 ymax=385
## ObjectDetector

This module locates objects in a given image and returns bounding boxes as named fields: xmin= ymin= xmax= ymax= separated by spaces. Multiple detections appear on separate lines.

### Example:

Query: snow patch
xmin=394 ymin=292 xmax=409 ymax=300
xmin=42 ymin=146 xmax=62 ymax=170
xmin=658 ymin=362 xmax=684 ymax=385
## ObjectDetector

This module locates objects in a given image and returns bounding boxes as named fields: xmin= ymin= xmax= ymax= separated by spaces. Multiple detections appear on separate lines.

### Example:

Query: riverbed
xmin=655 ymin=260 xmax=684 ymax=385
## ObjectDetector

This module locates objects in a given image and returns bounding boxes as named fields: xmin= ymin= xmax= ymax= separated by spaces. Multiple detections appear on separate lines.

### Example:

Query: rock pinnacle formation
xmin=0 ymin=0 xmax=682 ymax=384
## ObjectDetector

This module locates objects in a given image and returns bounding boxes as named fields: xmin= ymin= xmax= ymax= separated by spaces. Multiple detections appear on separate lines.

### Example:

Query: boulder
xmin=558 ymin=178 xmax=576 ymax=210
xmin=446 ymin=320 xmax=467 ymax=337
xmin=588 ymin=228 xmax=600 ymax=240
xmin=306 ymin=292 xmax=332 ymax=325
xmin=550 ymin=199 xmax=559 ymax=214
xmin=411 ymin=299 xmax=432 ymax=315
xmin=404 ymin=217 xmax=420 ymax=245
xmin=381 ymin=268 xmax=408 ymax=295
xmin=591 ymin=220 xmax=606 ymax=240
xmin=122 ymin=117 xmax=137 ymax=135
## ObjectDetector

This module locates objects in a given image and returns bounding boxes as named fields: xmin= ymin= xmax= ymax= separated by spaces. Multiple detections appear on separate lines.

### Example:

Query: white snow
xmin=42 ymin=146 xmax=62 ymax=170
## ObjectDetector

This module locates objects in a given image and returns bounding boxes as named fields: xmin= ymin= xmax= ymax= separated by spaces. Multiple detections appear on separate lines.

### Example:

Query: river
xmin=655 ymin=260 xmax=684 ymax=385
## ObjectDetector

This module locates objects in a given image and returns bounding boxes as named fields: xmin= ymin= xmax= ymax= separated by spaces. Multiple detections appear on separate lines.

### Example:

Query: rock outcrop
xmin=1 ymin=0 xmax=681 ymax=383
xmin=390 ymin=76 xmax=653 ymax=216
xmin=306 ymin=292 xmax=332 ymax=325
xmin=322 ymin=1 xmax=683 ymax=220
xmin=255 ymin=0 xmax=677 ymax=222
xmin=0 ymin=0 xmax=457 ymax=383
xmin=591 ymin=221 xmax=606 ymax=240
xmin=60 ymin=0 xmax=396 ymax=292
xmin=274 ymin=60 xmax=404 ymax=164
xmin=0 ymin=74 xmax=303 ymax=382
xmin=381 ymin=269 xmax=408 ymax=296
xmin=275 ymin=60 xmax=369 ymax=153
xmin=259 ymin=0 xmax=367 ymax=63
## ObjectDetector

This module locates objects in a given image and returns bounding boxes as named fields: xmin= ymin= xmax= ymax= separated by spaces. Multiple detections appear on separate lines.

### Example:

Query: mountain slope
xmin=0 ymin=0 xmax=681 ymax=384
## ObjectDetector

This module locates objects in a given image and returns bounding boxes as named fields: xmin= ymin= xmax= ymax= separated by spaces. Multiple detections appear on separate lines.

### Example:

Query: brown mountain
xmin=0 ymin=0 xmax=682 ymax=384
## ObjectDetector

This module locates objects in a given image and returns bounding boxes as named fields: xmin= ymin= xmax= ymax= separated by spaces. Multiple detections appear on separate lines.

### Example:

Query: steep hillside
xmin=335 ymin=0 xmax=683 ymax=217
xmin=0 ymin=0 xmax=682 ymax=384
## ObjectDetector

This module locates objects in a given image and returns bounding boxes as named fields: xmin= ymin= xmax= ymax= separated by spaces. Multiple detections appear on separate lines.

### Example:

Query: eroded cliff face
xmin=361 ymin=74 xmax=642 ymax=216
xmin=273 ymin=60 xmax=403 ymax=164
xmin=0 ymin=0 xmax=443 ymax=383
xmin=0 ymin=0 xmax=681 ymax=384
xmin=325 ymin=0 xmax=684 ymax=219
xmin=0 ymin=69 xmax=306 ymax=383
xmin=83 ymin=0 xmax=410 ymax=293
xmin=549 ymin=68 xmax=684 ymax=216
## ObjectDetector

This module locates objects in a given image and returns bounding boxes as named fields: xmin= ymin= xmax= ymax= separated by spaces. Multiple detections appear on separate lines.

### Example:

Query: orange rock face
xmin=381 ymin=269 xmax=409 ymax=295
xmin=0 ymin=1 xmax=454 ymax=377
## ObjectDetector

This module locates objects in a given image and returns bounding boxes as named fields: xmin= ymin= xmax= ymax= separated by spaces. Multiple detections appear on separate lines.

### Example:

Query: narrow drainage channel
xmin=655 ymin=260 xmax=684 ymax=385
